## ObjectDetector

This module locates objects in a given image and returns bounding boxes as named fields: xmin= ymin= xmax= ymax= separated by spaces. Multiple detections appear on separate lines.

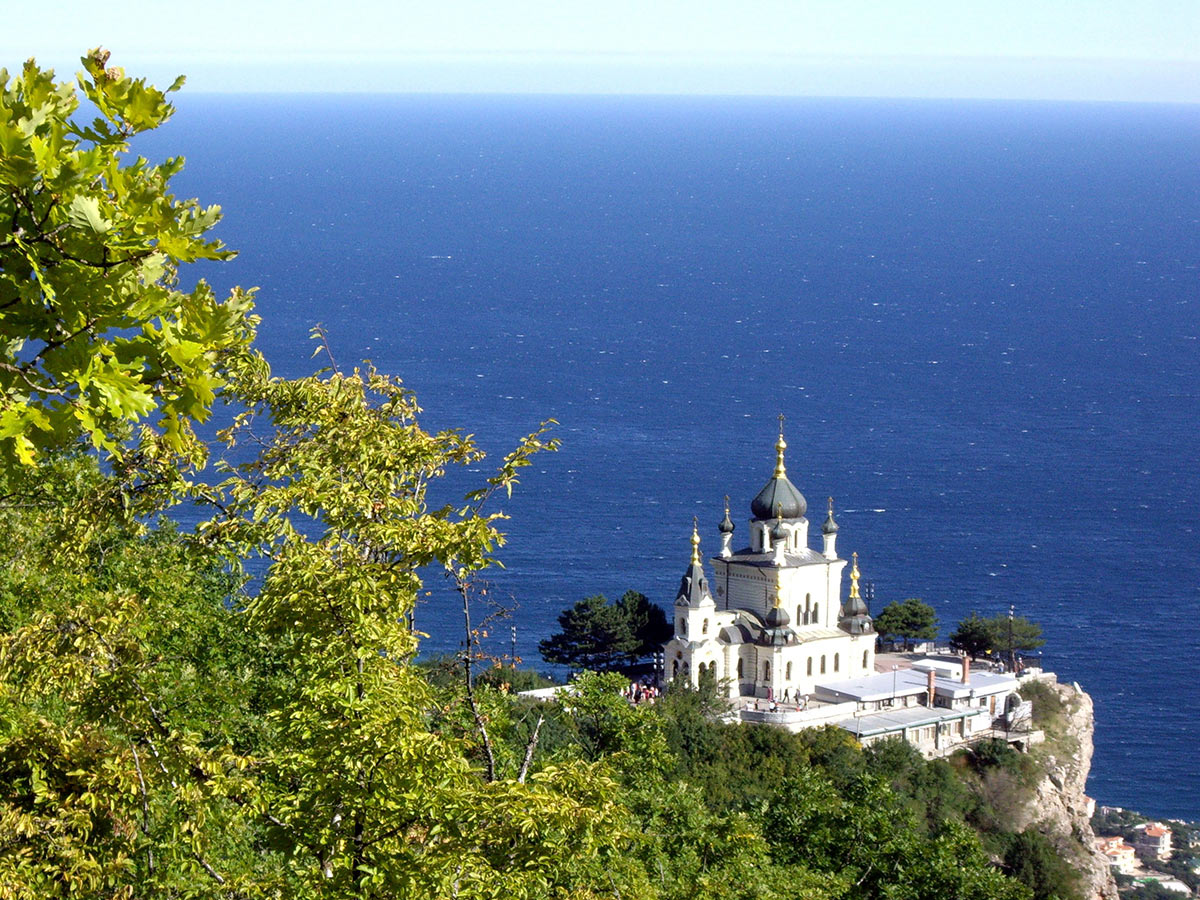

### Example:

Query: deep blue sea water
xmin=144 ymin=95 xmax=1199 ymax=820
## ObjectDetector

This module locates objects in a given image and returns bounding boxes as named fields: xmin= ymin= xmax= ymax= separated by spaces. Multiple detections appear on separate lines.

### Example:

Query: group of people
xmin=621 ymin=679 xmax=661 ymax=705
xmin=754 ymin=687 xmax=810 ymax=713
xmin=613 ymin=679 xmax=826 ymax=711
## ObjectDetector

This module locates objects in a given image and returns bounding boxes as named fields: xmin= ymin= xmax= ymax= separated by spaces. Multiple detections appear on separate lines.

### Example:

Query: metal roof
xmin=719 ymin=547 xmax=830 ymax=567
xmin=795 ymin=627 xmax=853 ymax=643
xmin=751 ymin=473 xmax=807 ymax=520
xmin=836 ymin=705 xmax=986 ymax=738
xmin=815 ymin=668 xmax=1018 ymax=703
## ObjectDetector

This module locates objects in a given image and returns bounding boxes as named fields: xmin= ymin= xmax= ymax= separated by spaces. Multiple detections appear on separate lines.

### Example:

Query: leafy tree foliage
xmin=0 ymin=51 xmax=256 ymax=465
xmin=539 ymin=594 xmax=638 ymax=671
xmin=986 ymin=613 xmax=1046 ymax=660
xmin=762 ymin=769 xmax=1028 ymax=900
xmin=950 ymin=612 xmax=1045 ymax=663
xmin=616 ymin=589 xmax=673 ymax=658
xmin=1001 ymin=829 xmax=1082 ymax=900
xmin=0 ymin=456 xmax=272 ymax=897
xmin=617 ymin=778 xmax=838 ymax=900
xmin=200 ymin=358 xmax=607 ymax=896
xmin=539 ymin=590 xmax=668 ymax=672
xmin=558 ymin=671 xmax=671 ymax=776
xmin=951 ymin=612 xmax=994 ymax=657
xmin=873 ymin=597 xmax=939 ymax=650
xmin=863 ymin=737 xmax=977 ymax=835
xmin=969 ymin=738 xmax=1026 ymax=775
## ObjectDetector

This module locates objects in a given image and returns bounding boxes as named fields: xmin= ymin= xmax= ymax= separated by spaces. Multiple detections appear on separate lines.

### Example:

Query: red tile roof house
xmin=1095 ymin=836 xmax=1138 ymax=875
xmin=1132 ymin=823 xmax=1173 ymax=862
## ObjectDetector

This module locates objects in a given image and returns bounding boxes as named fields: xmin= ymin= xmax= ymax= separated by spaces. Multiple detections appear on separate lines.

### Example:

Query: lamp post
xmin=1008 ymin=605 xmax=1016 ymax=674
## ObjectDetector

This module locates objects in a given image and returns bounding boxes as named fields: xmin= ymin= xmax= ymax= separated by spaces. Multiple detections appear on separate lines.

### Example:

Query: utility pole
xmin=1008 ymin=605 xmax=1016 ymax=674
xmin=1005 ymin=607 xmax=1014 ymax=742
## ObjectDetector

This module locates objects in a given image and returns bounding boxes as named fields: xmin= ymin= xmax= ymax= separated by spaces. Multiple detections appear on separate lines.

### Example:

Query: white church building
xmin=663 ymin=426 xmax=875 ymax=700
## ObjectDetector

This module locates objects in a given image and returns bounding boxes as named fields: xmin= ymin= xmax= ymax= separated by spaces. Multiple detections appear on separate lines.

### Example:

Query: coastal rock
xmin=1016 ymin=681 xmax=1118 ymax=900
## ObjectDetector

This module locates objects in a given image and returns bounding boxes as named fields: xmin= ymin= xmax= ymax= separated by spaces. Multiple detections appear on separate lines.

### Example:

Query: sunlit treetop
xmin=0 ymin=48 xmax=256 ymax=468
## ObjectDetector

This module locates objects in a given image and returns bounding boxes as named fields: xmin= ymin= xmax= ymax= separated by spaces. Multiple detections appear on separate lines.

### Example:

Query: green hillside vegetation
xmin=0 ymin=52 xmax=1085 ymax=899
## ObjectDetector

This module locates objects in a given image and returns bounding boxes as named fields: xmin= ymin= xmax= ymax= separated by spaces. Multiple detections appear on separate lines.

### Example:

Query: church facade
xmin=663 ymin=428 xmax=875 ymax=700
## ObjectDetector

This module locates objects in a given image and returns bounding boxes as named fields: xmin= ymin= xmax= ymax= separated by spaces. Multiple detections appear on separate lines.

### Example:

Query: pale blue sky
xmin=5 ymin=1 xmax=1198 ymax=101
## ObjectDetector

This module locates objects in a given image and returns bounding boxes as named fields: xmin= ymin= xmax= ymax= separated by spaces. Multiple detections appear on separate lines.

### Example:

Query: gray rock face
xmin=1016 ymin=682 xmax=1118 ymax=900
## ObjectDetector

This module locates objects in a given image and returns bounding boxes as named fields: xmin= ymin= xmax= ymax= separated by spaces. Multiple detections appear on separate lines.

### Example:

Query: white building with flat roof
xmin=813 ymin=662 xmax=1020 ymax=756
xmin=815 ymin=664 xmax=1018 ymax=716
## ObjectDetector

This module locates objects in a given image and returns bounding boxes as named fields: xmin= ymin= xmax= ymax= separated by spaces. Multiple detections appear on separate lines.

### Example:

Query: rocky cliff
xmin=1012 ymin=680 xmax=1118 ymax=900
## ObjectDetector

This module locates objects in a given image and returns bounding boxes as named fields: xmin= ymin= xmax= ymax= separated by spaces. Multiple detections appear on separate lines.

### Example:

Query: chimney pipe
xmin=927 ymin=669 xmax=936 ymax=708
xmin=961 ymin=655 xmax=970 ymax=684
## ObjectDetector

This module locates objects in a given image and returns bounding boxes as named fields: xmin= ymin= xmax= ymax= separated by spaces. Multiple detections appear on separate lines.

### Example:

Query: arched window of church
xmin=702 ymin=619 xmax=708 ymax=635
xmin=763 ymin=662 xmax=771 ymax=681
xmin=679 ymin=618 xmax=686 ymax=635
xmin=805 ymin=593 xmax=811 ymax=623
xmin=834 ymin=653 xmax=840 ymax=672
xmin=820 ymin=655 xmax=826 ymax=674
xmin=796 ymin=605 xmax=803 ymax=623
xmin=807 ymin=657 xmax=813 ymax=676
xmin=672 ymin=660 xmax=678 ymax=677
xmin=812 ymin=602 xmax=819 ymax=623
xmin=737 ymin=658 xmax=744 ymax=679
xmin=786 ymin=661 xmax=793 ymax=680
xmin=863 ymin=650 xmax=869 ymax=669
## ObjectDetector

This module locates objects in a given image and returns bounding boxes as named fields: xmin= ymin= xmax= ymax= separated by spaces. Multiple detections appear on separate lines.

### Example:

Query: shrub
xmin=1002 ymin=829 xmax=1083 ymax=900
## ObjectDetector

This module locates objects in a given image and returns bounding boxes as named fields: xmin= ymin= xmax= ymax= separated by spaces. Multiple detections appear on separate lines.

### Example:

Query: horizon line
xmin=172 ymin=89 xmax=1200 ymax=106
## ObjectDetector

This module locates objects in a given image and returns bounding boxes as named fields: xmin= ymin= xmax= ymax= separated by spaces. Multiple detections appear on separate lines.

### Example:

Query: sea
xmin=143 ymin=94 xmax=1200 ymax=821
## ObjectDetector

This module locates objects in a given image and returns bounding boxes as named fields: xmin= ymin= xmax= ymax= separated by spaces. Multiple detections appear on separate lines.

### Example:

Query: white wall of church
xmin=669 ymin=630 xmax=873 ymax=699
xmin=711 ymin=557 xmax=847 ymax=629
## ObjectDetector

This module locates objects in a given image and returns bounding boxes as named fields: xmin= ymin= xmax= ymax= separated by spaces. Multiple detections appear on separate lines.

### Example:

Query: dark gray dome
xmin=751 ymin=475 xmax=807 ymax=521
xmin=770 ymin=519 xmax=788 ymax=543
xmin=764 ymin=602 xmax=790 ymax=629
xmin=822 ymin=511 xmax=839 ymax=535
xmin=718 ymin=510 xmax=735 ymax=534
xmin=758 ymin=613 xmax=797 ymax=647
